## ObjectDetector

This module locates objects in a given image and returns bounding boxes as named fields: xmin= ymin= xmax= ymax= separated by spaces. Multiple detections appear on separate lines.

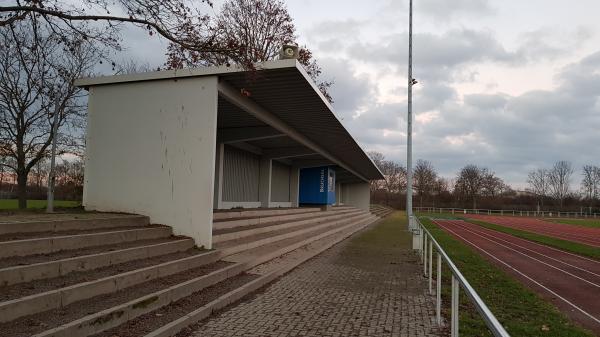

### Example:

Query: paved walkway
xmin=189 ymin=215 xmax=443 ymax=337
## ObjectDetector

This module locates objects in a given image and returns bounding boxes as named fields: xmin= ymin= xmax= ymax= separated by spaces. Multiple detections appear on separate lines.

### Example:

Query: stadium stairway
xmin=0 ymin=206 xmax=384 ymax=337
xmin=369 ymin=204 xmax=394 ymax=218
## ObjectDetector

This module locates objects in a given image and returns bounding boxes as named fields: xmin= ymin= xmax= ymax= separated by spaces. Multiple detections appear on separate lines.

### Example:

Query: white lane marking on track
xmin=434 ymin=221 xmax=600 ymax=326
xmin=462 ymin=220 xmax=600 ymax=265
xmin=479 ymin=218 xmax=600 ymax=246
xmin=440 ymin=221 xmax=600 ymax=288
xmin=449 ymin=220 xmax=600 ymax=278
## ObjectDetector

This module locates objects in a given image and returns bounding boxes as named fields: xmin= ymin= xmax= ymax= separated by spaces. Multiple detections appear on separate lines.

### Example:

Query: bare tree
xmin=0 ymin=20 xmax=95 ymax=208
xmin=481 ymin=171 xmax=505 ymax=198
xmin=454 ymin=164 xmax=486 ymax=209
xmin=413 ymin=159 xmax=437 ymax=207
xmin=548 ymin=161 xmax=573 ymax=209
xmin=165 ymin=0 xmax=333 ymax=101
xmin=581 ymin=165 xmax=600 ymax=208
xmin=54 ymin=158 xmax=84 ymax=200
xmin=527 ymin=168 xmax=549 ymax=210
xmin=115 ymin=59 xmax=155 ymax=75
xmin=368 ymin=151 xmax=385 ymax=194
xmin=0 ymin=1 xmax=232 ymax=56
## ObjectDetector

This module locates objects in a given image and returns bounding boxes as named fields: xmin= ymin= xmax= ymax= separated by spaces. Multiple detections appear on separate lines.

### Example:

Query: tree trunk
xmin=17 ymin=170 xmax=28 ymax=209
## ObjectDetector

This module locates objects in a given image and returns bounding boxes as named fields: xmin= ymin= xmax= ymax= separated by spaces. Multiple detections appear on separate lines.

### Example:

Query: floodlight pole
xmin=406 ymin=0 xmax=414 ymax=229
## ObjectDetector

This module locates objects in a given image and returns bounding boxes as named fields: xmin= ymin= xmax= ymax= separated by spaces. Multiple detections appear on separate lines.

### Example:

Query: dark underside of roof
xmin=218 ymin=67 xmax=383 ymax=181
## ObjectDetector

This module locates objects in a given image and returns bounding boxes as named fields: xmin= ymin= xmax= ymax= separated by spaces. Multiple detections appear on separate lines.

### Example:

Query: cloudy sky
xmin=115 ymin=0 xmax=600 ymax=188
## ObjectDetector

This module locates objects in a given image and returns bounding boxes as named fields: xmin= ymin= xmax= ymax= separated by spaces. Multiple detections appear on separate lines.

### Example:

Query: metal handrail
xmin=413 ymin=216 xmax=510 ymax=337
xmin=414 ymin=207 xmax=599 ymax=218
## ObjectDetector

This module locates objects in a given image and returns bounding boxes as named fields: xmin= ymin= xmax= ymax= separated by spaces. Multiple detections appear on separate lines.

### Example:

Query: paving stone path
xmin=188 ymin=218 xmax=444 ymax=337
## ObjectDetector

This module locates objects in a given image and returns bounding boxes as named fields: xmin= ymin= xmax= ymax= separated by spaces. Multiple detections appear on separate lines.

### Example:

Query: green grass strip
xmin=417 ymin=212 xmax=600 ymax=260
xmin=546 ymin=218 xmax=600 ymax=229
xmin=466 ymin=219 xmax=600 ymax=260
xmin=0 ymin=199 xmax=81 ymax=210
xmin=420 ymin=217 xmax=595 ymax=337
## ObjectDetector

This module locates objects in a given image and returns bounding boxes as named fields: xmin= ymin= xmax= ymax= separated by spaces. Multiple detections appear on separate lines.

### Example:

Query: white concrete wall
xmin=342 ymin=182 xmax=371 ymax=211
xmin=83 ymin=77 xmax=219 ymax=249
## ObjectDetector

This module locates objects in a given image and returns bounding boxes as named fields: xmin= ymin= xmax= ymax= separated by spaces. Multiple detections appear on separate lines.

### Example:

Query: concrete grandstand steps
xmin=0 ymin=214 xmax=149 ymax=235
xmin=0 ymin=237 xmax=195 ymax=286
xmin=0 ymin=259 xmax=236 ymax=337
xmin=0 ymin=225 xmax=172 ymax=258
xmin=1 ymin=208 xmax=378 ymax=337
xmin=212 ymin=206 xmax=354 ymax=231
xmin=370 ymin=204 xmax=394 ymax=218
xmin=213 ymin=207 xmax=321 ymax=221
xmin=0 ymin=247 xmax=221 ymax=323
xmin=223 ymin=212 xmax=377 ymax=266
xmin=84 ymin=209 xmax=379 ymax=337
xmin=214 ymin=210 xmax=371 ymax=256
xmin=212 ymin=208 xmax=362 ymax=243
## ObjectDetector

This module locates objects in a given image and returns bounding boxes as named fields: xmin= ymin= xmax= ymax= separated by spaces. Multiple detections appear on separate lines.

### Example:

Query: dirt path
xmin=434 ymin=219 xmax=600 ymax=334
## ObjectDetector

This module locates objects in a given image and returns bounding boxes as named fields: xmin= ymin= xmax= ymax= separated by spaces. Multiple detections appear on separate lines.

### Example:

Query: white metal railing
xmin=412 ymin=216 xmax=510 ymax=337
xmin=414 ymin=207 xmax=599 ymax=219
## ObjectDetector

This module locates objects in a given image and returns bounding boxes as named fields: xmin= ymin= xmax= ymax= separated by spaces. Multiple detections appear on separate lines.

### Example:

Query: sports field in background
xmin=0 ymin=199 xmax=81 ymax=210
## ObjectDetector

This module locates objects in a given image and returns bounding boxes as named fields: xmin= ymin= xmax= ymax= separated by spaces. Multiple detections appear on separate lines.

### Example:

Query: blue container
xmin=299 ymin=166 xmax=336 ymax=205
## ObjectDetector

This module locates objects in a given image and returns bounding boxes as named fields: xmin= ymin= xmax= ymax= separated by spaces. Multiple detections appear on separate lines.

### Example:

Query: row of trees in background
xmin=369 ymin=152 xmax=600 ymax=213
xmin=528 ymin=162 xmax=600 ymax=211
xmin=0 ymin=157 xmax=83 ymax=201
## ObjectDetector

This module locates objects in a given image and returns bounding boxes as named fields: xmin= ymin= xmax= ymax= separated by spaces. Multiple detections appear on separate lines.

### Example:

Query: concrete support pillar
xmin=213 ymin=143 xmax=224 ymax=209
xmin=290 ymin=167 xmax=300 ymax=207
xmin=335 ymin=182 xmax=342 ymax=205
xmin=343 ymin=182 xmax=370 ymax=211
xmin=259 ymin=157 xmax=272 ymax=208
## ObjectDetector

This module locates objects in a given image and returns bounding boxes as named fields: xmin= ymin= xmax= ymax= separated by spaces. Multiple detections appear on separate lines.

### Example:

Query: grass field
xmin=547 ymin=218 xmax=600 ymax=229
xmin=420 ymin=217 xmax=595 ymax=337
xmin=0 ymin=199 xmax=81 ymax=210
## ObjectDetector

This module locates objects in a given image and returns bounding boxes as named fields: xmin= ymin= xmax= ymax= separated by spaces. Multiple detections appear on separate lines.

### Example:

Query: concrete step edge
xmin=213 ymin=209 xmax=365 ymax=244
xmin=0 ymin=238 xmax=195 ymax=286
xmin=213 ymin=207 xmax=322 ymax=221
xmin=212 ymin=208 xmax=357 ymax=231
xmin=216 ymin=212 xmax=372 ymax=257
xmin=0 ymin=227 xmax=172 ymax=259
xmin=0 ymin=215 xmax=150 ymax=235
xmin=31 ymin=215 xmax=379 ymax=337
xmin=0 ymin=249 xmax=221 ymax=323
xmin=240 ymin=214 xmax=377 ymax=270
xmin=31 ymin=262 xmax=246 ymax=337
xmin=143 ymin=215 xmax=379 ymax=337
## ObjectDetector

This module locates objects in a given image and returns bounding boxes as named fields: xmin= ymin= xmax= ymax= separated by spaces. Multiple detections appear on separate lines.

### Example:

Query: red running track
xmin=465 ymin=214 xmax=600 ymax=247
xmin=433 ymin=219 xmax=600 ymax=334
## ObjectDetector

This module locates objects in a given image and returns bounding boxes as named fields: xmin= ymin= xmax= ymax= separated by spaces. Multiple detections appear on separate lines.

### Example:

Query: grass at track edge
xmin=547 ymin=218 xmax=600 ymax=229
xmin=420 ymin=217 xmax=595 ymax=337
xmin=418 ymin=212 xmax=600 ymax=260
xmin=466 ymin=219 xmax=600 ymax=260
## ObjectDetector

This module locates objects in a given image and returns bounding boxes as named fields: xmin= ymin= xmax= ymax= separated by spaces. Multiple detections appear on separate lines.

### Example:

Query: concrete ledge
xmin=239 ymin=214 xmax=377 ymax=269
xmin=143 ymin=215 xmax=379 ymax=337
xmin=0 ymin=250 xmax=221 ymax=323
xmin=213 ymin=207 xmax=321 ymax=221
xmin=213 ymin=207 xmax=357 ymax=231
xmin=216 ymin=212 xmax=371 ymax=257
xmin=0 ymin=215 xmax=149 ymax=235
xmin=0 ymin=239 xmax=195 ymax=286
xmin=31 ymin=214 xmax=379 ymax=337
xmin=213 ymin=209 xmax=362 ymax=243
xmin=31 ymin=263 xmax=245 ymax=337
xmin=0 ymin=227 xmax=172 ymax=258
